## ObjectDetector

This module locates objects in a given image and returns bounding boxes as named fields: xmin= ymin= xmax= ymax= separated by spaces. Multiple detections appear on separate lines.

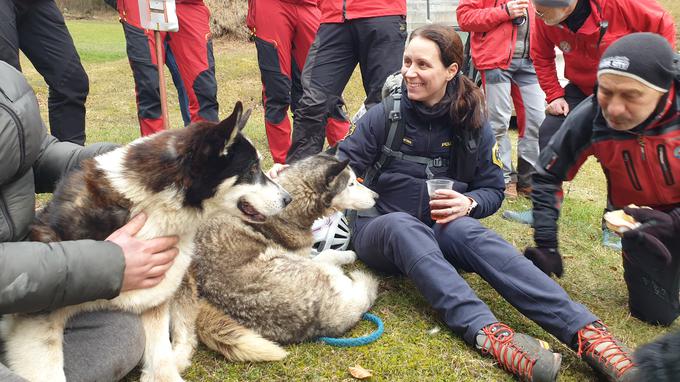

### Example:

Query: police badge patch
xmin=492 ymin=142 xmax=503 ymax=168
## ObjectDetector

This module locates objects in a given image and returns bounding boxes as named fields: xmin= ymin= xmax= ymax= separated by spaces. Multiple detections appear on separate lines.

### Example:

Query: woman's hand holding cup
xmin=426 ymin=179 xmax=472 ymax=224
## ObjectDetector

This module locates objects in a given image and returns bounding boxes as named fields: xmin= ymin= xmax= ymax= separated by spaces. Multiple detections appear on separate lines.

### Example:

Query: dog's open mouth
xmin=238 ymin=198 xmax=266 ymax=223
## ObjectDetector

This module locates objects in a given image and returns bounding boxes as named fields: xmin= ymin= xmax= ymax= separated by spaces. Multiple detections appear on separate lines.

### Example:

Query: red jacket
xmin=532 ymin=85 xmax=680 ymax=248
xmin=317 ymin=0 xmax=406 ymax=23
xmin=530 ymin=0 xmax=676 ymax=103
xmin=457 ymin=0 xmax=537 ymax=71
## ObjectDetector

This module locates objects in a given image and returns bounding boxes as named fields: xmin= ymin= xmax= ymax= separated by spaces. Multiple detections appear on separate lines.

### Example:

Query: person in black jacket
xmin=0 ymin=61 xmax=179 ymax=381
xmin=0 ymin=0 xmax=89 ymax=145
xmin=338 ymin=24 xmax=637 ymax=382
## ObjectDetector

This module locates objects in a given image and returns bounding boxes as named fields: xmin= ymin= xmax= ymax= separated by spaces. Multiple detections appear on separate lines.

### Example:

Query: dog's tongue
xmin=241 ymin=202 xmax=258 ymax=216
xmin=238 ymin=200 xmax=266 ymax=222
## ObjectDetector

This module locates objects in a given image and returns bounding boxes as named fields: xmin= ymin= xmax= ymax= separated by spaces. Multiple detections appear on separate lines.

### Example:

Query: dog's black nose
xmin=282 ymin=192 xmax=292 ymax=206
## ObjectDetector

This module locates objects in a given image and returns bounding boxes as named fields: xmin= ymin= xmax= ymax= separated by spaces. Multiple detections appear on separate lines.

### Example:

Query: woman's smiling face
xmin=401 ymin=36 xmax=458 ymax=107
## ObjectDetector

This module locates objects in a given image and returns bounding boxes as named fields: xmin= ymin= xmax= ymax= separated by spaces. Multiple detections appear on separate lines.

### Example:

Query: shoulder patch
xmin=492 ymin=142 xmax=503 ymax=168
xmin=441 ymin=141 xmax=452 ymax=148
xmin=346 ymin=122 xmax=357 ymax=138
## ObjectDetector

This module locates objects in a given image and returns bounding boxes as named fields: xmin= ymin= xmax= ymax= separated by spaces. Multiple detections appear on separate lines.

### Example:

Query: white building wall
xmin=407 ymin=0 xmax=459 ymax=33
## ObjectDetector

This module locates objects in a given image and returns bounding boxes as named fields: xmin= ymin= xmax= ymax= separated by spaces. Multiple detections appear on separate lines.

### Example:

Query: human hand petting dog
xmin=106 ymin=213 xmax=179 ymax=292
xmin=429 ymin=189 xmax=472 ymax=224
xmin=267 ymin=163 xmax=289 ymax=179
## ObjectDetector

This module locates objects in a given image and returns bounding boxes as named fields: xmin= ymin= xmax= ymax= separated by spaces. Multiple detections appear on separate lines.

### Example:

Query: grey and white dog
xmin=188 ymin=154 xmax=379 ymax=362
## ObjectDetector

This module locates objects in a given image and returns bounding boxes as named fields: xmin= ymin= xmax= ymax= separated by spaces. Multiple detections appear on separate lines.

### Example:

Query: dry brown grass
xmin=205 ymin=0 xmax=249 ymax=40
xmin=659 ymin=0 xmax=680 ymax=46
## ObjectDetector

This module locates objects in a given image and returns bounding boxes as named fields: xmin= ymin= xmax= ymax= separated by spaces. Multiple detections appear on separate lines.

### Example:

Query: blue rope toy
xmin=318 ymin=312 xmax=384 ymax=347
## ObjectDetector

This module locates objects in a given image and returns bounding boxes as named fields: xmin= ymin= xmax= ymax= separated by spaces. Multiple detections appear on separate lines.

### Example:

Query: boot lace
xmin=577 ymin=321 xmax=634 ymax=377
xmin=481 ymin=323 xmax=535 ymax=380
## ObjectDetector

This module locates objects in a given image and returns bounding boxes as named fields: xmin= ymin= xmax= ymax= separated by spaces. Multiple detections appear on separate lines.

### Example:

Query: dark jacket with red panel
xmin=530 ymin=0 xmax=676 ymax=103
xmin=457 ymin=0 xmax=537 ymax=71
xmin=532 ymin=83 xmax=680 ymax=248
xmin=317 ymin=0 xmax=406 ymax=23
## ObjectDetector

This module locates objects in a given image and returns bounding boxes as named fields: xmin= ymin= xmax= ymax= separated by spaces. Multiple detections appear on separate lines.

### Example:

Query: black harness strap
xmin=363 ymin=92 xmax=450 ymax=186
xmin=593 ymin=0 xmax=608 ymax=49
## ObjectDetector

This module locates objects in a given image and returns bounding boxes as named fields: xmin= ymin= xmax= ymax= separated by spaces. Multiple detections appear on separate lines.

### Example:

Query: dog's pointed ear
xmin=225 ymin=102 xmax=244 ymax=150
xmin=211 ymin=102 xmax=243 ymax=157
xmin=236 ymin=107 xmax=252 ymax=133
xmin=325 ymin=158 xmax=350 ymax=185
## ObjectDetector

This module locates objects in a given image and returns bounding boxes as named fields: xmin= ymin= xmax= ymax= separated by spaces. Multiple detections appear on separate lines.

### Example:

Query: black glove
xmin=622 ymin=207 xmax=680 ymax=265
xmin=524 ymin=247 xmax=563 ymax=278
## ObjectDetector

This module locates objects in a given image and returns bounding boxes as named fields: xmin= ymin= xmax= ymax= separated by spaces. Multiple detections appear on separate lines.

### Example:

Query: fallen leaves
xmin=348 ymin=365 xmax=373 ymax=380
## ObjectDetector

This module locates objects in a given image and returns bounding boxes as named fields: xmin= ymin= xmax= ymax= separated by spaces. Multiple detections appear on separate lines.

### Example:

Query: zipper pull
xmin=637 ymin=136 xmax=646 ymax=161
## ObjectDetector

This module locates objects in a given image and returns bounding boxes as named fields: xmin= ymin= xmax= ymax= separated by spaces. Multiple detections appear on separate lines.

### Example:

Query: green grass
xmin=20 ymin=11 xmax=680 ymax=381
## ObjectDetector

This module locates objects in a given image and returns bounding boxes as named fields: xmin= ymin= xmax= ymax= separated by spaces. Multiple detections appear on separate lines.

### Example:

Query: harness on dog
xmin=318 ymin=312 xmax=384 ymax=347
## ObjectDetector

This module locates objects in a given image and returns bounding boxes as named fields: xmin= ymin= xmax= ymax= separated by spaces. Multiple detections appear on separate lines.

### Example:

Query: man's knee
xmin=296 ymin=88 xmax=331 ymax=117
xmin=622 ymin=238 xmax=680 ymax=326
xmin=55 ymin=62 xmax=89 ymax=100
xmin=539 ymin=114 xmax=565 ymax=149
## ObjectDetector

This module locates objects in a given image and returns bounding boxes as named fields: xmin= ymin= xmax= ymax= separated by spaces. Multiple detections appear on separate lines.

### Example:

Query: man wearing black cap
xmin=525 ymin=33 xmax=680 ymax=329
xmin=502 ymin=0 xmax=675 ymax=247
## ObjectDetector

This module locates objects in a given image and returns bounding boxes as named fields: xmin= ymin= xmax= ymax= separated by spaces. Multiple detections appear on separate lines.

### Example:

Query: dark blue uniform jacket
xmin=338 ymin=92 xmax=505 ymax=224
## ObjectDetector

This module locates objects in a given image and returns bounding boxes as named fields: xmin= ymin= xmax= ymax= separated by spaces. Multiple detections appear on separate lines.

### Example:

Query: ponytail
xmin=450 ymin=74 xmax=486 ymax=131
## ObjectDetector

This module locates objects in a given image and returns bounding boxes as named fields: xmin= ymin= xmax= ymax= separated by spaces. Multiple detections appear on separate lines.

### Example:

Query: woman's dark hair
xmin=409 ymin=24 xmax=486 ymax=130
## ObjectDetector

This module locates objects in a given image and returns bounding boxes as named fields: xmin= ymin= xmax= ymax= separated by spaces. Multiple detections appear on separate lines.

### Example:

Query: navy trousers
xmin=353 ymin=212 xmax=597 ymax=346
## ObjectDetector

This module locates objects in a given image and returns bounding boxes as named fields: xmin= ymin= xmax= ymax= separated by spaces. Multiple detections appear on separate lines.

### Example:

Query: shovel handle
xmin=155 ymin=30 xmax=169 ymax=131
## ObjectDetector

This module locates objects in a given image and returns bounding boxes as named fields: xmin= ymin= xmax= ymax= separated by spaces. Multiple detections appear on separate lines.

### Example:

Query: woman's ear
xmin=446 ymin=62 xmax=459 ymax=82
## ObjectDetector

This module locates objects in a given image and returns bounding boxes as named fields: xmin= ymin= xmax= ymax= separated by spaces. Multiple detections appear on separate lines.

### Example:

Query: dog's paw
xmin=173 ymin=344 xmax=194 ymax=373
xmin=141 ymin=359 xmax=185 ymax=382
xmin=314 ymin=249 xmax=357 ymax=265
xmin=349 ymin=270 xmax=379 ymax=302
xmin=335 ymin=250 xmax=357 ymax=264
xmin=141 ymin=369 xmax=185 ymax=382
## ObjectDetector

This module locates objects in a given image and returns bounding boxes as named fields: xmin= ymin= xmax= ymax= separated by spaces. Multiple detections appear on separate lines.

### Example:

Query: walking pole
xmin=140 ymin=0 xmax=179 ymax=131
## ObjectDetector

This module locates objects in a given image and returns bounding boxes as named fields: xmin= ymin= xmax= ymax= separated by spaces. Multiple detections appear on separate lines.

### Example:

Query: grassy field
xmin=19 ymin=5 xmax=680 ymax=381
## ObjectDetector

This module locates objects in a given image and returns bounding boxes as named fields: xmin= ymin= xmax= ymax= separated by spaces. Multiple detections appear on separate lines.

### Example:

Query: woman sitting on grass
xmin=335 ymin=24 xmax=638 ymax=382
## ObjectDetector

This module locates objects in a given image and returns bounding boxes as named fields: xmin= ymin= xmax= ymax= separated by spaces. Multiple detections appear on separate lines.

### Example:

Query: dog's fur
xmin=0 ymin=103 xmax=291 ymax=382
xmin=634 ymin=329 xmax=680 ymax=382
xmin=190 ymin=154 xmax=379 ymax=361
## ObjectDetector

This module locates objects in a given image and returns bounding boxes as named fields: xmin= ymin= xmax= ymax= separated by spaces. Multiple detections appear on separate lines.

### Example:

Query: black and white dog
xmin=0 ymin=102 xmax=291 ymax=382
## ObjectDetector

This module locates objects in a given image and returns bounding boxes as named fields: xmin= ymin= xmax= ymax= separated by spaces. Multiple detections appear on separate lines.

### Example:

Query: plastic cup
xmin=427 ymin=179 xmax=454 ymax=221
xmin=426 ymin=179 xmax=454 ymax=198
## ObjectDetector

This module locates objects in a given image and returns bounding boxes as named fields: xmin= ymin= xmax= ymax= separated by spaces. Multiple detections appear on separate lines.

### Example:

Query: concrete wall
xmin=407 ymin=0 xmax=459 ymax=33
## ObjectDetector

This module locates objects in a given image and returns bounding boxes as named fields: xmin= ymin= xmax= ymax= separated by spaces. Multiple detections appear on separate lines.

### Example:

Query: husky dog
xmin=0 ymin=103 xmax=291 ymax=382
xmin=190 ymin=154 xmax=379 ymax=362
